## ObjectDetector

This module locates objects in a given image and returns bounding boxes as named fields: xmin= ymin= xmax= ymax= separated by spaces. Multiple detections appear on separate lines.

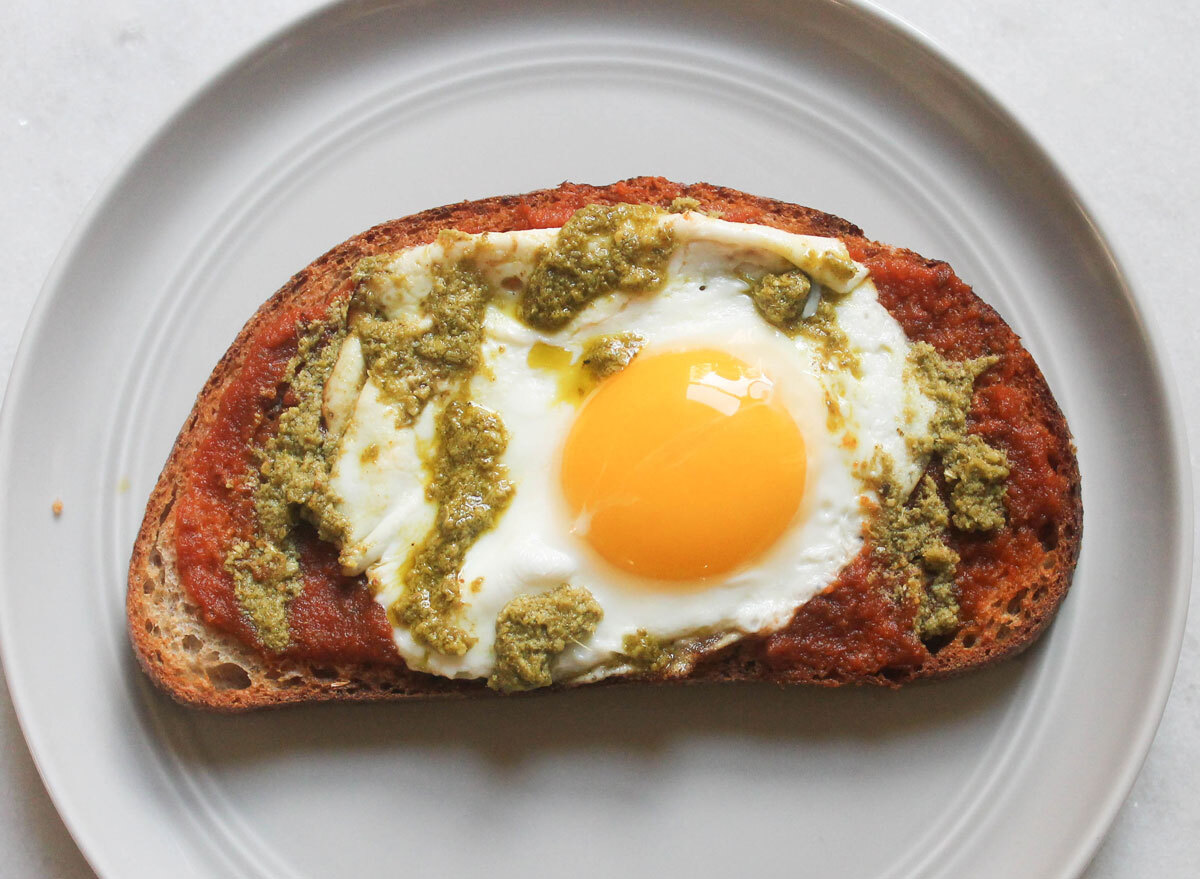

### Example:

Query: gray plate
xmin=0 ymin=1 xmax=1191 ymax=877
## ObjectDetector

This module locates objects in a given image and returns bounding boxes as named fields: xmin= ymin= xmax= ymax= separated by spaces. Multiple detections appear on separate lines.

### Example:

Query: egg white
xmin=325 ymin=213 xmax=934 ymax=682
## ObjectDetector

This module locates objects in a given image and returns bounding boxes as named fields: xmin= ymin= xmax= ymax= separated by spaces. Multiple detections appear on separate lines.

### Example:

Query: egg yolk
xmin=560 ymin=348 xmax=808 ymax=582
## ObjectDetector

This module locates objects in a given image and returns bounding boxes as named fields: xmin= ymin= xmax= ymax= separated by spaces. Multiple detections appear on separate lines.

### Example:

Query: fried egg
xmin=323 ymin=212 xmax=934 ymax=683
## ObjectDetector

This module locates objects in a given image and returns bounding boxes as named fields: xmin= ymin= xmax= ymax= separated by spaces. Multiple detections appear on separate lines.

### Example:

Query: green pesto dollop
xmin=863 ymin=344 xmax=1014 ymax=641
xmin=490 ymin=584 xmax=603 ymax=692
xmin=525 ymin=333 xmax=645 ymax=406
xmin=224 ymin=539 xmax=299 ymax=653
xmin=799 ymin=299 xmax=862 ymax=379
xmin=745 ymin=269 xmax=812 ymax=332
xmin=256 ymin=314 xmax=354 ymax=546
xmin=519 ymin=203 xmax=674 ymax=329
xmin=354 ymin=262 xmax=492 ymax=426
xmin=744 ymin=271 xmax=862 ymax=378
xmin=390 ymin=399 xmax=515 ymax=655
xmin=349 ymin=254 xmax=393 ymax=286
xmin=944 ymin=434 xmax=1010 ymax=531
xmin=907 ymin=342 xmax=1009 ymax=530
xmin=224 ymin=302 xmax=351 ymax=651
xmin=917 ymin=575 xmax=960 ymax=641
xmin=812 ymin=250 xmax=861 ymax=288
xmin=908 ymin=342 xmax=997 ymax=453
xmin=867 ymin=464 xmax=961 ymax=641
xmin=620 ymin=629 xmax=678 ymax=674
xmin=668 ymin=196 xmax=702 ymax=214
xmin=580 ymin=332 xmax=644 ymax=379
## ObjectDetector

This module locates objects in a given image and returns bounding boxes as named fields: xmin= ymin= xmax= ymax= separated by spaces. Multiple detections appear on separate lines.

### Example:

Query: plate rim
xmin=0 ymin=1 xmax=1192 ymax=877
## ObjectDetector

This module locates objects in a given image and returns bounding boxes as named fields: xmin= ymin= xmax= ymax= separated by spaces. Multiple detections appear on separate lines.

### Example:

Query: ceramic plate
xmin=0 ymin=1 xmax=1191 ymax=876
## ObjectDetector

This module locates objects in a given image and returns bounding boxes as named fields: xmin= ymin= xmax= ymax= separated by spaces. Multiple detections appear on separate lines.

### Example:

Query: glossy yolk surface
xmin=560 ymin=348 xmax=808 ymax=582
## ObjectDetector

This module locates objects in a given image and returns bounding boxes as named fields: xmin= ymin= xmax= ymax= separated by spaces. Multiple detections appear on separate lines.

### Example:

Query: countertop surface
xmin=2 ymin=1 xmax=1196 ymax=876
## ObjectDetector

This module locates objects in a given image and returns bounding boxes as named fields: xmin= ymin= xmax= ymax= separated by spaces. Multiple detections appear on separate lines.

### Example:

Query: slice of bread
xmin=127 ymin=178 xmax=1081 ymax=710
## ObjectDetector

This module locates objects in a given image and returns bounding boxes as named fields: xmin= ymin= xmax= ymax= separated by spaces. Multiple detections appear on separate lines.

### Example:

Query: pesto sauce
xmin=745 ymin=270 xmax=811 ymax=332
xmin=944 ymin=434 xmax=1010 ymax=532
xmin=867 ymin=466 xmax=961 ymax=641
xmin=390 ymin=399 xmax=515 ymax=656
xmin=620 ymin=628 xmax=677 ymax=674
xmin=224 ymin=301 xmax=352 ymax=651
xmin=799 ymin=299 xmax=862 ymax=379
xmin=490 ymin=584 xmax=603 ymax=692
xmin=580 ymin=332 xmax=644 ymax=379
xmin=907 ymin=342 xmax=1009 ymax=531
xmin=519 ymin=203 xmax=674 ymax=329
xmin=908 ymin=342 xmax=998 ymax=453
xmin=864 ymin=344 xmax=1010 ymax=641
xmin=525 ymin=333 xmax=645 ymax=407
xmin=744 ymin=271 xmax=862 ymax=378
xmin=225 ymin=539 xmax=300 ymax=653
xmin=812 ymin=250 xmax=861 ymax=287
xmin=354 ymin=262 xmax=491 ymax=426
xmin=668 ymin=196 xmax=701 ymax=213
xmin=352 ymin=256 xmax=521 ymax=655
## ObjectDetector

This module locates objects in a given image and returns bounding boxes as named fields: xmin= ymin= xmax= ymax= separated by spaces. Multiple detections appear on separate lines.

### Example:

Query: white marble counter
xmin=1 ymin=1 xmax=1196 ymax=876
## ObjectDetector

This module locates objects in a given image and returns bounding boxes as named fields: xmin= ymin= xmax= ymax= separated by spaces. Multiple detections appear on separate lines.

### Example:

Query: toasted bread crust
xmin=127 ymin=178 xmax=1081 ymax=710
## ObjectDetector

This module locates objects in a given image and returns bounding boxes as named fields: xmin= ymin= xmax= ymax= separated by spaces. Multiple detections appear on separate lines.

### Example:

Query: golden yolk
xmin=560 ymin=348 xmax=808 ymax=582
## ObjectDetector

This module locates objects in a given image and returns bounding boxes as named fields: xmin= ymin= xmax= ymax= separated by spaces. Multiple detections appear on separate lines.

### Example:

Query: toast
xmin=127 ymin=178 xmax=1081 ymax=710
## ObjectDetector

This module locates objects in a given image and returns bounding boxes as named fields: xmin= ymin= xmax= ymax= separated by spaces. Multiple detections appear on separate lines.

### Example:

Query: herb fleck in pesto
xmin=391 ymin=399 xmax=515 ymax=655
xmin=520 ymin=204 xmax=674 ymax=329
xmin=490 ymin=584 xmax=603 ymax=692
